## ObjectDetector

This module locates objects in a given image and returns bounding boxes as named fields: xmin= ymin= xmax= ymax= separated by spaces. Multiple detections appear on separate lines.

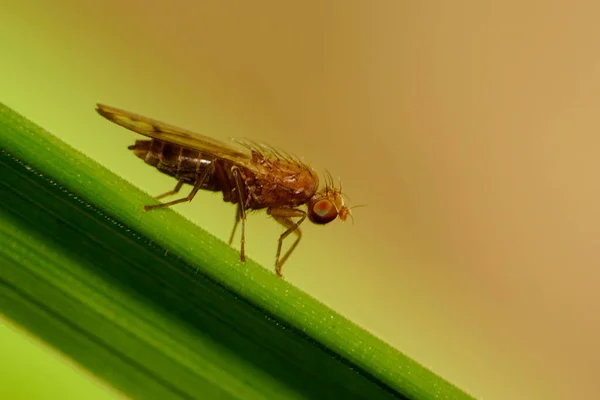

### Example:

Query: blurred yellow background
xmin=3 ymin=1 xmax=600 ymax=399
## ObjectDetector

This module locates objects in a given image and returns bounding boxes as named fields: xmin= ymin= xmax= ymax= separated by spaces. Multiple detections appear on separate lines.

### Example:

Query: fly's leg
xmin=154 ymin=180 xmax=184 ymax=200
xmin=231 ymin=167 xmax=247 ymax=263
xmin=144 ymin=180 xmax=200 ymax=211
xmin=228 ymin=204 xmax=241 ymax=246
xmin=143 ymin=167 xmax=211 ymax=211
xmin=267 ymin=207 xmax=307 ymax=278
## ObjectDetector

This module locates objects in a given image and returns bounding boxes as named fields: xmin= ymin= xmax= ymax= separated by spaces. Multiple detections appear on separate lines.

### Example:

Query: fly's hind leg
xmin=143 ymin=168 xmax=211 ymax=211
xmin=228 ymin=204 xmax=241 ymax=246
xmin=154 ymin=180 xmax=184 ymax=200
xmin=267 ymin=207 xmax=307 ymax=278
xmin=230 ymin=167 xmax=247 ymax=263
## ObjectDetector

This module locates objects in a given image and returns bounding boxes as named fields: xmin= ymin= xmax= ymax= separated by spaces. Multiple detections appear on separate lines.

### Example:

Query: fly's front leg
xmin=231 ymin=167 xmax=247 ymax=263
xmin=143 ymin=167 xmax=211 ymax=211
xmin=267 ymin=207 xmax=307 ymax=278
xmin=154 ymin=180 xmax=184 ymax=200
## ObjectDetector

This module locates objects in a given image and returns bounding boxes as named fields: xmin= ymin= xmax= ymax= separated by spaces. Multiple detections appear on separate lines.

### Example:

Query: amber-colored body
xmin=129 ymin=139 xmax=319 ymax=210
xmin=96 ymin=104 xmax=350 ymax=277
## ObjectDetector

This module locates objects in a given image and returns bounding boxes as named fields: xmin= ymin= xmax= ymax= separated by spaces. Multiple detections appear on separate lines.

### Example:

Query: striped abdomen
xmin=128 ymin=139 xmax=221 ymax=191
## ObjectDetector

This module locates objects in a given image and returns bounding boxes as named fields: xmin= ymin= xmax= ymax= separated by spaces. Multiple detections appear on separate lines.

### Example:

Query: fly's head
xmin=307 ymin=188 xmax=350 ymax=224
xmin=307 ymin=174 xmax=352 ymax=224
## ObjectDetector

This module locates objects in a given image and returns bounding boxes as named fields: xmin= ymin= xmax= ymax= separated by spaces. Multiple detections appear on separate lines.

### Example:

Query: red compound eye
xmin=308 ymin=198 xmax=338 ymax=224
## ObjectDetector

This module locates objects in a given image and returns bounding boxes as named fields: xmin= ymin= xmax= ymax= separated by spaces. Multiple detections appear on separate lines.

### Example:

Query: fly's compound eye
xmin=308 ymin=198 xmax=339 ymax=224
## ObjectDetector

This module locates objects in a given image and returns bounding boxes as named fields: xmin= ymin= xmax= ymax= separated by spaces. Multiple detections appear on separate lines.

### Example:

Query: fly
xmin=96 ymin=104 xmax=352 ymax=277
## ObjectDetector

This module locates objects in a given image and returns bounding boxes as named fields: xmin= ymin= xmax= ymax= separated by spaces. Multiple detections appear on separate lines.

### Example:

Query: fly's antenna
xmin=348 ymin=212 xmax=355 ymax=225
xmin=346 ymin=204 xmax=366 ymax=225
xmin=337 ymin=176 xmax=354 ymax=203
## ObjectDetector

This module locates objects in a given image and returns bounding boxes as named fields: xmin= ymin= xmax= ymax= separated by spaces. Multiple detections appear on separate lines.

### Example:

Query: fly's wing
xmin=96 ymin=103 xmax=251 ymax=163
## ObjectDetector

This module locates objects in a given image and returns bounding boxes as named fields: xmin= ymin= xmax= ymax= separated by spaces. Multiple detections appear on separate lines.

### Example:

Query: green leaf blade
xmin=0 ymin=103 xmax=472 ymax=400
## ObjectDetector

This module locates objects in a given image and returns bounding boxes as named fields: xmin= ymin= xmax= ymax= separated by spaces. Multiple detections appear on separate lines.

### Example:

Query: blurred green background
xmin=3 ymin=1 xmax=600 ymax=399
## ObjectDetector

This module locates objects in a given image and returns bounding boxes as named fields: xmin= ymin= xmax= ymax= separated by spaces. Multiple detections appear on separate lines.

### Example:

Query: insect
xmin=96 ymin=103 xmax=352 ymax=277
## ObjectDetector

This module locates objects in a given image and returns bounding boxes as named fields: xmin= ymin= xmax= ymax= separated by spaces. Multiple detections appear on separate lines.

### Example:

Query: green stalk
xmin=0 ymin=103 xmax=473 ymax=400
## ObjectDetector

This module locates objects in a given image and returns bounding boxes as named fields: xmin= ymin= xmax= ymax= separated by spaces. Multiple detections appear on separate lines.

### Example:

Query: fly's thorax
xmin=245 ymin=160 xmax=319 ymax=208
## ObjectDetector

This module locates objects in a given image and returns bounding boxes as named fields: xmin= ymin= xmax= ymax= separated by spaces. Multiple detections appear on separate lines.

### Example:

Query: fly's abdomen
xmin=128 ymin=139 xmax=219 ymax=190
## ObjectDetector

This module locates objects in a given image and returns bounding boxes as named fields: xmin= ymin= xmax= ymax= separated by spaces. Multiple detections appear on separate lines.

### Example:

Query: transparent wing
xmin=96 ymin=103 xmax=251 ymax=162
